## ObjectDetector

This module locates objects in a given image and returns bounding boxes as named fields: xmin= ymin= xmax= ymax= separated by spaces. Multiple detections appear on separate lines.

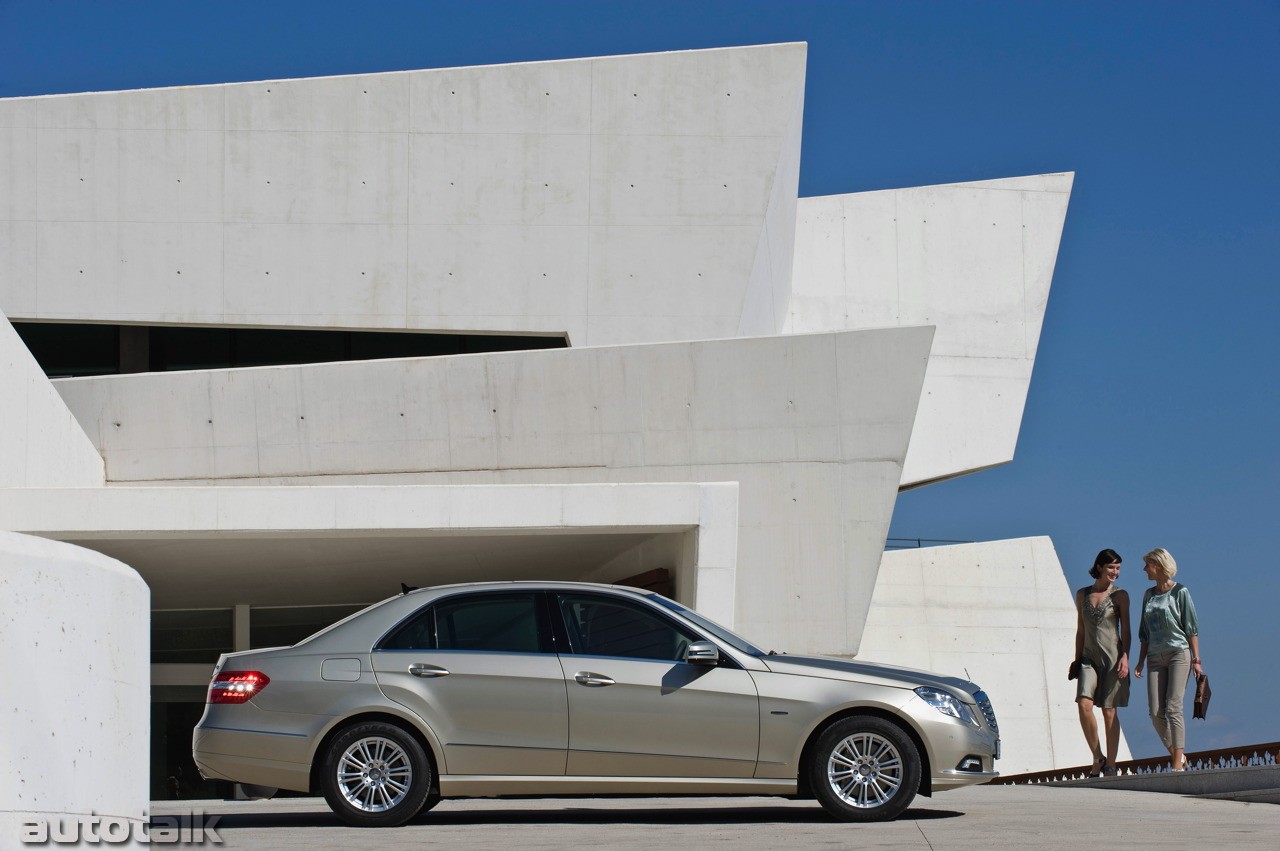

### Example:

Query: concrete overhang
xmin=0 ymin=482 xmax=739 ymax=620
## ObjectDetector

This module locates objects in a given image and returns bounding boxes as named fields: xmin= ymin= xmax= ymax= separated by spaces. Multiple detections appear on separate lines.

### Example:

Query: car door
xmin=554 ymin=591 xmax=759 ymax=778
xmin=371 ymin=591 xmax=567 ymax=776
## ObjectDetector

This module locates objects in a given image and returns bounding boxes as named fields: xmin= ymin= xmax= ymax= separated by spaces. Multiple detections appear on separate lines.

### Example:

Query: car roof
xmin=401 ymin=579 xmax=658 ymax=598
xmin=291 ymin=580 xmax=668 ymax=650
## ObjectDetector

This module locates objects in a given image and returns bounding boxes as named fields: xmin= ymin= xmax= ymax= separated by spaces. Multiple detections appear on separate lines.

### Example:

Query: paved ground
xmin=153 ymin=785 xmax=1278 ymax=849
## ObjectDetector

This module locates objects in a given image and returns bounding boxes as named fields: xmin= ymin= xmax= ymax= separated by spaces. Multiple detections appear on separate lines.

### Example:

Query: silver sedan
xmin=194 ymin=581 xmax=999 ymax=825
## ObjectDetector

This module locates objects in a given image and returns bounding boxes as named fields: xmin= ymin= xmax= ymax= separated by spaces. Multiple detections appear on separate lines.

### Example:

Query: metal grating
xmin=975 ymin=690 xmax=1000 ymax=735
xmin=991 ymin=741 xmax=1280 ymax=784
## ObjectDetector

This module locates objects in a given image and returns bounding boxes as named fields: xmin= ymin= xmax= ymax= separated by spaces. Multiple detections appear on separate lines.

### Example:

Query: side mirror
xmin=685 ymin=640 xmax=720 ymax=666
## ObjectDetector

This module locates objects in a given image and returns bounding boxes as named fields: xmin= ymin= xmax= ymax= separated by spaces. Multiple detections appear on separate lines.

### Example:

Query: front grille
xmin=974 ymin=690 xmax=999 ymax=735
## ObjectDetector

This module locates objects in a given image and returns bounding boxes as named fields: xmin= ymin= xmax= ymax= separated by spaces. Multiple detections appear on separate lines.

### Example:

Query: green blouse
xmin=1139 ymin=583 xmax=1199 ymax=652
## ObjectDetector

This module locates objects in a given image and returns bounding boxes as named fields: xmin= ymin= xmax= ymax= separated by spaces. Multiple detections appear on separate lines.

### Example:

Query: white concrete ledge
xmin=0 ymin=481 xmax=740 ymax=623
xmin=0 ymin=482 xmax=722 ymax=535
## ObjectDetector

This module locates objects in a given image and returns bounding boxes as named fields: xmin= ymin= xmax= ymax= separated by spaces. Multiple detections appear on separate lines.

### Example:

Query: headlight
xmin=914 ymin=687 xmax=980 ymax=727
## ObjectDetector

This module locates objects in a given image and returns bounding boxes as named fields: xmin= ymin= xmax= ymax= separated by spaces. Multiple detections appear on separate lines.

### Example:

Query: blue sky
xmin=3 ymin=1 xmax=1277 ymax=760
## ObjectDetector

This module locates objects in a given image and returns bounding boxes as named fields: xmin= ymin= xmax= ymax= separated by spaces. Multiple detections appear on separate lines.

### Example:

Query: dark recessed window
xmin=12 ymin=322 xmax=567 ymax=378
xmin=151 ymin=609 xmax=233 ymax=665
xmin=13 ymin=323 xmax=119 ymax=377
xmin=249 ymin=604 xmax=365 ymax=649
xmin=150 ymin=327 xmax=233 ymax=372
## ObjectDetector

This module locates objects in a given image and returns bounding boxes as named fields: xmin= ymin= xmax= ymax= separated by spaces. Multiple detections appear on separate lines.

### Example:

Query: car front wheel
xmin=809 ymin=716 xmax=921 ymax=821
xmin=320 ymin=721 xmax=433 ymax=827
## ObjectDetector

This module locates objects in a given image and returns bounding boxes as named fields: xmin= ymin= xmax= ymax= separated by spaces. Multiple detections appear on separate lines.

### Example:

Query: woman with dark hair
xmin=1073 ymin=548 xmax=1131 ymax=776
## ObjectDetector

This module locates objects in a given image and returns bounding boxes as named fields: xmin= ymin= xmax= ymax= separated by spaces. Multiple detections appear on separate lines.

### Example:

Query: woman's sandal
xmin=1088 ymin=756 xmax=1105 ymax=778
xmin=1102 ymin=763 xmax=1117 ymax=777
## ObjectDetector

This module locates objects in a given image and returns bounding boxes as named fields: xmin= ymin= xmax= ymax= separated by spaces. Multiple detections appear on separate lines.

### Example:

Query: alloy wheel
xmin=335 ymin=735 xmax=414 ymax=813
xmin=826 ymin=731 xmax=904 ymax=809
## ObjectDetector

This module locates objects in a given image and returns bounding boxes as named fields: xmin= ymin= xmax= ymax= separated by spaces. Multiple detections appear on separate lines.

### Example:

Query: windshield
xmin=647 ymin=594 xmax=767 ymax=657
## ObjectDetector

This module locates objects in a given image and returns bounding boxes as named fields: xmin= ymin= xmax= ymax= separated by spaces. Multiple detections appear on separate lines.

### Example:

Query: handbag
xmin=1068 ymin=660 xmax=1081 ymax=681
xmin=1193 ymin=673 xmax=1212 ymax=719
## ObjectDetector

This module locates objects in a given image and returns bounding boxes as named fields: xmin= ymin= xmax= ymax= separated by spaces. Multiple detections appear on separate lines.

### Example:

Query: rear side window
xmin=557 ymin=594 xmax=700 ymax=662
xmin=379 ymin=593 xmax=549 ymax=653
xmin=379 ymin=606 xmax=434 ymax=650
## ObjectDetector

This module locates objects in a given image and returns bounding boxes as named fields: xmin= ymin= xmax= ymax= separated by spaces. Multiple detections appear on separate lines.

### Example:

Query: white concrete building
xmin=0 ymin=43 xmax=1122 ymax=799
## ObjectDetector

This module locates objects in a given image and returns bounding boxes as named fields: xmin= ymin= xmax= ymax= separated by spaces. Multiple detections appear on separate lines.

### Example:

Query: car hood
xmin=761 ymin=654 xmax=980 ymax=701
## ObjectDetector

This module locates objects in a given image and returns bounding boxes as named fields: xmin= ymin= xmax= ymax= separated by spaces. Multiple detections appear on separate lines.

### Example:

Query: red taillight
xmin=207 ymin=671 xmax=270 ymax=704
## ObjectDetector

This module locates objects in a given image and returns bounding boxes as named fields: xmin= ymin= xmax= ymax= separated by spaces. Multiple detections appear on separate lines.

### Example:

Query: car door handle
xmin=574 ymin=672 xmax=615 ymax=687
xmin=408 ymin=663 xmax=450 ymax=678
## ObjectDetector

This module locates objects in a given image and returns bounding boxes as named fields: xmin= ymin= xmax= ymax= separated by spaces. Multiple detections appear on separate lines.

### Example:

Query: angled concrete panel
xmin=0 ymin=44 xmax=807 ymax=345
xmin=787 ymin=173 xmax=1073 ymax=486
xmin=53 ymin=328 xmax=932 ymax=653
xmin=0 ymin=312 xmax=104 ymax=487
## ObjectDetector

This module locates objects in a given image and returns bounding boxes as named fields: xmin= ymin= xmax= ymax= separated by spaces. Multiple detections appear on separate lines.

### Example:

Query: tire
xmin=808 ymin=716 xmax=921 ymax=822
xmin=320 ymin=721 xmax=433 ymax=827
xmin=415 ymin=791 xmax=442 ymax=817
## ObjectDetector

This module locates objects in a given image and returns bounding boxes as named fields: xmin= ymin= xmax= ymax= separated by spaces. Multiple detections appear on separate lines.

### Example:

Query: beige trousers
xmin=1147 ymin=647 xmax=1191 ymax=751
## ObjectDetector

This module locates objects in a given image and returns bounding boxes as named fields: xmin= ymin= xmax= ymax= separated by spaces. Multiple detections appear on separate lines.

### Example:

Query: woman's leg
xmin=1077 ymin=696 xmax=1103 ymax=768
xmin=1147 ymin=651 xmax=1172 ymax=751
xmin=1101 ymin=707 xmax=1120 ymax=767
xmin=1164 ymin=649 xmax=1191 ymax=768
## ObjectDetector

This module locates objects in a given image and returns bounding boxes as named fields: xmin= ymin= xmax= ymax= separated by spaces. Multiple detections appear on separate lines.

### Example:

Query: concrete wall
xmin=787 ymin=174 xmax=1073 ymax=487
xmin=52 ymin=328 xmax=932 ymax=653
xmin=738 ymin=73 xmax=804 ymax=337
xmin=0 ymin=44 xmax=805 ymax=347
xmin=0 ymin=532 xmax=149 ymax=840
xmin=0 ymin=311 xmax=103 ymax=487
xmin=859 ymin=537 xmax=1131 ymax=774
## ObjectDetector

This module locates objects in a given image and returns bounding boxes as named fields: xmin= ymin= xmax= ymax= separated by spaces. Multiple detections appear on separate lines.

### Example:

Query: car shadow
xmin=198 ymin=803 xmax=963 ymax=829
xmin=415 ymin=805 xmax=967 ymax=825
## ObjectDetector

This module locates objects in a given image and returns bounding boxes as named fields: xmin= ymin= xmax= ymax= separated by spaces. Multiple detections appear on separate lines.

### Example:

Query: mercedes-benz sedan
xmin=194 ymin=581 xmax=999 ymax=825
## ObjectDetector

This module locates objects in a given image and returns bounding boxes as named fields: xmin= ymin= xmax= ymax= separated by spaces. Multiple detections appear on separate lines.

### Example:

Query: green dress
xmin=1077 ymin=586 xmax=1130 ymax=708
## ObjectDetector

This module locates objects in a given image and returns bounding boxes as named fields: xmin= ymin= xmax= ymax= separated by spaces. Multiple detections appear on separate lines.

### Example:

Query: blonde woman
xmin=1073 ymin=548 xmax=1130 ymax=776
xmin=1134 ymin=548 xmax=1202 ymax=770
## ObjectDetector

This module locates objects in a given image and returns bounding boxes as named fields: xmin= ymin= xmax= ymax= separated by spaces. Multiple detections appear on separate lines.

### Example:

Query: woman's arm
xmin=1181 ymin=587 xmax=1202 ymax=676
xmin=1189 ymin=633 xmax=1203 ymax=678
xmin=1115 ymin=589 xmax=1131 ymax=679
xmin=1134 ymin=590 xmax=1148 ymax=678
xmin=1074 ymin=588 xmax=1085 ymax=662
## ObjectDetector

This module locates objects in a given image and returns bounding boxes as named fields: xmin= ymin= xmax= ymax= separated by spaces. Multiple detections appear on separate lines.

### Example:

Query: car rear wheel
xmin=809 ymin=716 xmax=920 ymax=822
xmin=321 ymin=721 xmax=432 ymax=827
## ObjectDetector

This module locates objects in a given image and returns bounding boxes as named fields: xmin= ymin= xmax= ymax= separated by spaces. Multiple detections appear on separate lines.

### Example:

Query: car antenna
xmin=400 ymin=582 xmax=418 ymax=595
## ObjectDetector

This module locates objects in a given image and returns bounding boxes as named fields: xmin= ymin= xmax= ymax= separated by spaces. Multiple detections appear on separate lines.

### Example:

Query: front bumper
xmin=902 ymin=697 xmax=1000 ymax=793
xmin=932 ymin=768 xmax=999 ymax=790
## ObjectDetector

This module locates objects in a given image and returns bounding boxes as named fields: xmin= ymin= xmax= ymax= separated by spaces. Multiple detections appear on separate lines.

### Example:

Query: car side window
xmin=557 ymin=593 xmax=700 ymax=662
xmin=379 ymin=593 xmax=549 ymax=653
xmin=379 ymin=605 xmax=434 ymax=650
